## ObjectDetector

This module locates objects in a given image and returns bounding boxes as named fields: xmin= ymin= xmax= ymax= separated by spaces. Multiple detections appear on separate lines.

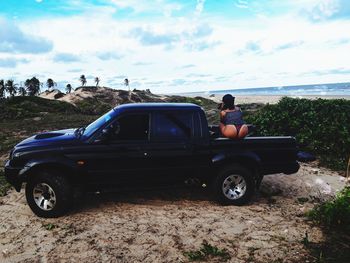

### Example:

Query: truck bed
xmin=210 ymin=134 xmax=299 ymax=176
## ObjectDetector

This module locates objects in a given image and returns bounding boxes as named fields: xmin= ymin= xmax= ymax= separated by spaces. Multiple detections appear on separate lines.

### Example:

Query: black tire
xmin=213 ymin=164 xmax=255 ymax=205
xmin=25 ymin=170 xmax=73 ymax=218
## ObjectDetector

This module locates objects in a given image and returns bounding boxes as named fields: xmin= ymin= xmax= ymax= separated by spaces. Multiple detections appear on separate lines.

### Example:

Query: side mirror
xmin=96 ymin=121 xmax=120 ymax=143
xmin=96 ymin=127 xmax=112 ymax=143
xmin=112 ymin=121 xmax=121 ymax=135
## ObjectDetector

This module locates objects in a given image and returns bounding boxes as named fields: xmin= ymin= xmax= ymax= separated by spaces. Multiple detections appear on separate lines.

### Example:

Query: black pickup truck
xmin=4 ymin=103 xmax=299 ymax=217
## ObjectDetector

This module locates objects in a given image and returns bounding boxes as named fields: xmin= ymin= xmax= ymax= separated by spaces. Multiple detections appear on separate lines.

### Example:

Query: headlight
xmin=10 ymin=150 xmax=22 ymax=159
xmin=9 ymin=149 xmax=14 ymax=159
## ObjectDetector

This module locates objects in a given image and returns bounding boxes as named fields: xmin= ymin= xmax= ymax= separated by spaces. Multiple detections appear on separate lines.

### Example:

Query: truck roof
xmin=114 ymin=103 xmax=202 ymax=113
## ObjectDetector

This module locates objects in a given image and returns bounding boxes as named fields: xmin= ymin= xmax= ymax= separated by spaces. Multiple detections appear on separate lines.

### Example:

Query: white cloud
xmin=0 ymin=17 xmax=53 ymax=54
xmin=53 ymin=53 xmax=81 ymax=63
xmin=235 ymin=0 xmax=249 ymax=9
xmin=195 ymin=0 xmax=205 ymax=16
xmin=0 ymin=57 xmax=29 ymax=68
xmin=96 ymin=51 xmax=123 ymax=60
xmin=108 ymin=0 xmax=182 ymax=16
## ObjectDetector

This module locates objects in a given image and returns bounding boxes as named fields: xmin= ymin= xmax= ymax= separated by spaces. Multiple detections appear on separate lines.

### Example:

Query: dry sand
xmin=39 ymin=87 xmax=164 ymax=106
xmin=0 ymin=163 xmax=347 ymax=263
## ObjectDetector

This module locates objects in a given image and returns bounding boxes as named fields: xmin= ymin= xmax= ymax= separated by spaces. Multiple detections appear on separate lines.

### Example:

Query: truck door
xmin=141 ymin=110 xmax=208 ymax=186
xmin=84 ymin=112 xmax=151 ymax=186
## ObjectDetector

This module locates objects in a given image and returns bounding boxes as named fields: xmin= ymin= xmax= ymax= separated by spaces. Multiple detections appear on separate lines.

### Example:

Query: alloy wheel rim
xmin=33 ymin=183 xmax=57 ymax=211
xmin=222 ymin=174 xmax=247 ymax=200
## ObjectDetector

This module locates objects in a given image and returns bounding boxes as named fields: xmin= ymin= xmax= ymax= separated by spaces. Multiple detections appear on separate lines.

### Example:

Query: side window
xmin=110 ymin=114 xmax=149 ymax=141
xmin=153 ymin=111 xmax=193 ymax=141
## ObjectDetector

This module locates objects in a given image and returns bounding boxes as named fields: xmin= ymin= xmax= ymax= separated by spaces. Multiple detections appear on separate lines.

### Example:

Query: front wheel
xmin=214 ymin=165 xmax=255 ymax=205
xmin=25 ymin=171 xmax=73 ymax=218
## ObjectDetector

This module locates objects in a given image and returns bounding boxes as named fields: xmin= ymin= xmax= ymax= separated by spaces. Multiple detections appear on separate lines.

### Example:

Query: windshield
xmin=81 ymin=109 xmax=116 ymax=138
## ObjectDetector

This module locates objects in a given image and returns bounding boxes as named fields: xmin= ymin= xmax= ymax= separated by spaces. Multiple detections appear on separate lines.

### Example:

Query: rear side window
xmin=153 ymin=111 xmax=193 ymax=141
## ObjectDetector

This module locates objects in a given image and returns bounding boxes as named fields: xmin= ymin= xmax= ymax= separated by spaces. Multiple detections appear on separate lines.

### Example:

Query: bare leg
xmin=221 ymin=124 xmax=238 ymax=139
xmin=219 ymin=122 xmax=225 ymax=131
xmin=237 ymin=124 xmax=249 ymax=138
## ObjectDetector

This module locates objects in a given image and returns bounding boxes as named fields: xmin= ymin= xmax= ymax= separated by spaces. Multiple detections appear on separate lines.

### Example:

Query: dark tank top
xmin=224 ymin=109 xmax=244 ymax=125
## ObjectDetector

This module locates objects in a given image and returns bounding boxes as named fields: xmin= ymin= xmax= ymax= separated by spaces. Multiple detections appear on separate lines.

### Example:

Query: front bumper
xmin=4 ymin=160 xmax=23 ymax=192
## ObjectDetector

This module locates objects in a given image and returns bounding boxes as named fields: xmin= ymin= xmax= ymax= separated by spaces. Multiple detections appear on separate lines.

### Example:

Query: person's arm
xmin=220 ymin=111 xmax=226 ymax=123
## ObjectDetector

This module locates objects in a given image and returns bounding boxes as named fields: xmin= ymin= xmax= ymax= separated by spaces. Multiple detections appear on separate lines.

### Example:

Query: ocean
xmin=201 ymin=82 xmax=350 ymax=96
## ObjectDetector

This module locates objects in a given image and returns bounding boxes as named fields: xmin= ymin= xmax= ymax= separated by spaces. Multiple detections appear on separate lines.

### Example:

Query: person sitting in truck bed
xmin=219 ymin=94 xmax=248 ymax=139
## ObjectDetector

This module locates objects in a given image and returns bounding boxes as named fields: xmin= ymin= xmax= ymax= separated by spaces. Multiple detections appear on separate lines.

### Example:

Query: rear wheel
xmin=25 ymin=171 xmax=73 ymax=218
xmin=214 ymin=164 xmax=254 ymax=205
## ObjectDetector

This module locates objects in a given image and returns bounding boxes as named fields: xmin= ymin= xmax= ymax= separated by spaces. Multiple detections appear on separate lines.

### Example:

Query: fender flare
xmin=19 ymin=157 xmax=81 ymax=182
xmin=211 ymin=151 xmax=262 ymax=177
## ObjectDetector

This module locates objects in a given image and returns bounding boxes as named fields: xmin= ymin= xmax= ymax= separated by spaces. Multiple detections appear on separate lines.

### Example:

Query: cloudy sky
xmin=1 ymin=0 xmax=350 ymax=93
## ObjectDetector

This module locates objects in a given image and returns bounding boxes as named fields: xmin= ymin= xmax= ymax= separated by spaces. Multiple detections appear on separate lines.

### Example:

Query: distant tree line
xmin=1 ymin=75 xmax=131 ymax=99
xmin=0 ymin=77 xmax=42 ymax=98
xmin=0 ymin=77 xmax=75 ymax=99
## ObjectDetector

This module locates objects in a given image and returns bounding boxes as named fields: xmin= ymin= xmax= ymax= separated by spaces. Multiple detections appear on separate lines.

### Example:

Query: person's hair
xmin=222 ymin=94 xmax=235 ymax=110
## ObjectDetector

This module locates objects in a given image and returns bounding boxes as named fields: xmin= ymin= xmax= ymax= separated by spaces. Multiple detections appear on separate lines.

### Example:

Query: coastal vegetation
xmin=0 ymin=95 xmax=77 ymax=119
xmin=245 ymin=97 xmax=350 ymax=170
xmin=308 ymin=186 xmax=350 ymax=230
xmin=0 ymin=170 xmax=10 ymax=197
xmin=302 ymin=187 xmax=350 ymax=262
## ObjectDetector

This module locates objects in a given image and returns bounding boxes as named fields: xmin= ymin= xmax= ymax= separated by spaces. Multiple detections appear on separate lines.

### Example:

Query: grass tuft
xmin=43 ymin=223 xmax=57 ymax=231
xmin=183 ymin=240 xmax=231 ymax=261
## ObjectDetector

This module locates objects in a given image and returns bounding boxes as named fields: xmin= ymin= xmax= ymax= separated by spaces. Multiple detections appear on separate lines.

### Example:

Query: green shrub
xmin=245 ymin=97 xmax=350 ymax=170
xmin=304 ymin=187 xmax=350 ymax=262
xmin=0 ymin=96 xmax=77 ymax=119
xmin=0 ymin=170 xmax=11 ymax=196
xmin=167 ymin=95 xmax=217 ymax=108
xmin=183 ymin=241 xmax=231 ymax=261
xmin=307 ymin=187 xmax=350 ymax=231
xmin=75 ymin=98 xmax=111 ymax=115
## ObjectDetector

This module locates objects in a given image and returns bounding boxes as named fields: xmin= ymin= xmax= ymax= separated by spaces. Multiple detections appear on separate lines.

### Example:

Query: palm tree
xmin=0 ymin=79 xmax=5 ymax=98
xmin=18 ymin=86 xmax=27 ymax=96
xmin=66 ymin=84 xmax=72 ymax=94
xmin=25 ymin=77 xmax=41 ymax=96
xmin=80 ymin=75 xmax=87 ymax=86
xmin=5 ymin=79 xmax=17 ymax=97
xmin=124 ymin=78 xmax=130 ymax=91
xmin=95 ymin=77 xmax=100 ymax=87
xmin=124 ymin=78 xmax=130 ymax=99
xmin=46 ymin=78 xmax=56 ymax=91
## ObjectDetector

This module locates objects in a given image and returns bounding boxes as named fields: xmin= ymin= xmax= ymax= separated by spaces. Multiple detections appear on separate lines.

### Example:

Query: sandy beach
xmin=185 ymin=93 xmax=350 ymax=105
